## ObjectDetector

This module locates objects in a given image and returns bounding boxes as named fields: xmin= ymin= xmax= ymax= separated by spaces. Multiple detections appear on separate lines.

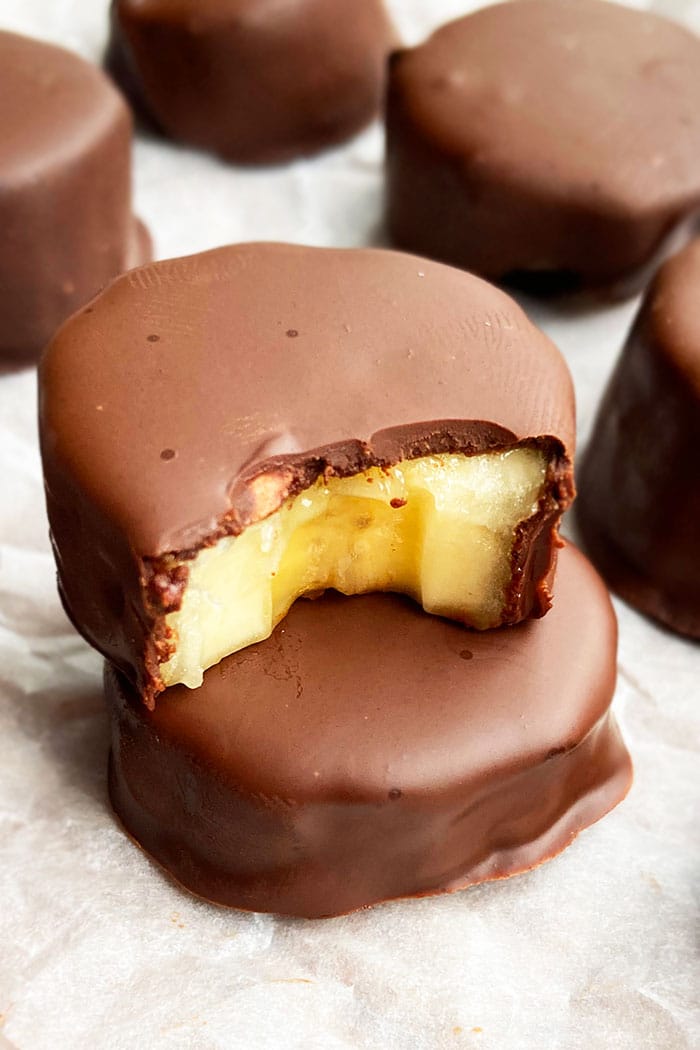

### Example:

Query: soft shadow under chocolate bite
xmin=502 ymin=213 xmax=700 ymax=316
xmin=0 ymin=355 xmax=37 ymax=377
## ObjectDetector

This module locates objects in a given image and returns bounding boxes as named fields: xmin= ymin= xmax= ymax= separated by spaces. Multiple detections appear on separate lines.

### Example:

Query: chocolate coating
xmin=39 ymin=243 xmax=575 ymax=705
xmin=107 ymin=0 xmax=397 ymax=164
xmin=386 ymin=0 xmax=700 ymax=298
xmin=577 ymin=240 xmax=700 ymax=638
xmin=106 ymin=543 xmax=632 ymax=918
xmin=0 ymin=31 xmax=150 ymax=361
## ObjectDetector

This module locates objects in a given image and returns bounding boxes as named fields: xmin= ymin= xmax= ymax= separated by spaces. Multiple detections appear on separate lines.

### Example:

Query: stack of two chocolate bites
xmin=39 ymin=242 xmax=631 ymax=919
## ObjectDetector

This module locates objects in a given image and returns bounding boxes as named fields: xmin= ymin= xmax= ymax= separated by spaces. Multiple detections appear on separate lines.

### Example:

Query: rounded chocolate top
xmin=391 ymin=0 xmax=700 ymax=221
xmin=130 ymin=544 xmax=616 ymax=802
xmin=0 ymin=31 xmax=127 ymax=183
xmin=40 ymin=243 xmax=575 ymax=556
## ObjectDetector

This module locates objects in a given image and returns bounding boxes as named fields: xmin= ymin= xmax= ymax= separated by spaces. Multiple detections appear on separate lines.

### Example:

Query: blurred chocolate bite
xmin=107 ymin=0 xmax=397 ymax=163
xmin=578 ymin=239 xmax=700 ymax=638
xmin=386 ymin=0 xmax=700 ymax=300
xmin=0 ymin=30 xmax=150 ymax=362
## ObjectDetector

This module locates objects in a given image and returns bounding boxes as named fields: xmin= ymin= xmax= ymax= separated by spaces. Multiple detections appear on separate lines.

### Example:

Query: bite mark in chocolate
xmin=39 ymin=243 xmax=575 ymax=705
xmin=161 ymin=448 xmax=553 ymax=689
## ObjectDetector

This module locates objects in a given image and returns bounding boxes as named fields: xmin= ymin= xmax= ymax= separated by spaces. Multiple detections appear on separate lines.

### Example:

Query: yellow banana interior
xmin=161 ymin=448 xmax=547 ymax=688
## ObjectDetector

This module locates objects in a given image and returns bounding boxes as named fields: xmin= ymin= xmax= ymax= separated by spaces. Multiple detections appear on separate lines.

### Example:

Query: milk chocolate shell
xmin=107 ymin=0 xmax=397 ymax=164
xmin=40 ymin=243 xmax=575 ymax=706
xmin=577 ymin=240 xmax=700 ymax=638
xmin=386 ymin=0 xmax=700 ymax=298
xmin=0 ymin=31 xmax=150 ymax=361
xmin=106 ymin=543 xmax=632 ymax=919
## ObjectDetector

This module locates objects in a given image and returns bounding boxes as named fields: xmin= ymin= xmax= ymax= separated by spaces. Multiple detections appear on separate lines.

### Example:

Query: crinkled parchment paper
xmin=0 ymin=2 xmax=698 ymax=1047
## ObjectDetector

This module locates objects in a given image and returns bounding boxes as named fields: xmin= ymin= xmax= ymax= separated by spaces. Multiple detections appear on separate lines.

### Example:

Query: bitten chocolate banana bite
xmin=106 ymin=544 xmax=632 ymax=918
xmin=107 ymin=0 xmax=397 ymax=163
xmin=386 ymin=0 xmax=700 ymax=298
xmin=0 ymin=31 xmax=149 ymax=361
xmin=40 ymin=244 xmax=575 ymax=706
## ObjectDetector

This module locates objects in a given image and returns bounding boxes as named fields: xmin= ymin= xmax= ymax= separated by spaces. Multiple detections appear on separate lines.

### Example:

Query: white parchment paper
xmin=0 ymin=2 xmax=698 ymax=1047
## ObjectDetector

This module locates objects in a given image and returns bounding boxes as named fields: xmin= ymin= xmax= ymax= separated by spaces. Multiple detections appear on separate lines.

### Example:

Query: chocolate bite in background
xmin=40 ymin=243 xmax=575 ymax=707
xmin=386 ymin=0 xmax=700 ymax=299
xmin=577 ymin=240 xmax=700 ymax=639
xmin=0 ymin=31 xmax=150 ymax=362
xmin=107 ymin=0 xmax=397 ymax=164
xmin=106 ymin=543 xmax=632 ymax=919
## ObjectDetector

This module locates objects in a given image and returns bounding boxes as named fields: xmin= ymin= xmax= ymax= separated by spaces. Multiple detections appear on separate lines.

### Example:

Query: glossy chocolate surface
xmin=107 ymin=0 xmax=397 ymax=164
xmin=106 ymin=544 xmax=632 ymax=918
xmin=40 ymin=243 xmax=575 ymax=704
xmin=386 ymin=0 xmax=700 ymax=298
xmin=0 ymin=31 xmax=150 ymax=361
xmin=578 ymin=240 xmax=700 ymax=638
